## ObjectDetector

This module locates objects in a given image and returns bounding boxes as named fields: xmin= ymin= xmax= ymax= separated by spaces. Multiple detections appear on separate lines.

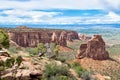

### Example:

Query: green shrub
xmin=0 ymin=29 xmax=9 ymax=49
xmin=50 ymin=43 xmax=56 ymax=51
xmin=44 ymin=62 xmax=68 ymax=77
xmin=46 ymin=75 xmax=73 ymax=80
xmin=71 ymin=62 xmax=95 ymax=79
xmin=42 ymin=62 xmax=75 ymax=80
xmin=8 ymin=46 xmax=19 ymax=53
xmin=55 ymin=57 xmax=66 ymax=62
xmin=16 ymin=56 xmax=22 ymax=66
xmin=74 ymin=66 xmax=86 ymax=77
xmin=57 ymin=75 xmax=68 ymax=80
xmin=0 ymin=77 xmax=7 ymax=80
xmin=5 ymin=57 xmax=15 ymax=68
xmin=0 ymin=60 xmax=5 ymax=71
xmin=53 ymin=45 xmax=59 ymax=56
xmin=72 ymin=62 xmax=80 ymax=67
xmin=26 ymin=43 xmax=47 ymax=57
xmin=37 ymin=43 xmax=47 ymax=54
xmin=81 ymin=71 xmax=92 ymax=80
xmin=26 ymin=47 xmax=39 ymax=56
xmin=0 ymin=56 xmax=22 ymax=71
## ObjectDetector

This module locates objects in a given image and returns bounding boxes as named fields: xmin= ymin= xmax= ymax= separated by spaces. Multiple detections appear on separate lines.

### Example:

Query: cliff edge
xmin=7 ymin=26 xmax=79 ymax=47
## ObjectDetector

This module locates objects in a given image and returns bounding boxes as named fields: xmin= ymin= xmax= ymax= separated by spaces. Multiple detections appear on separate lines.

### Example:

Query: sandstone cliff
xmin=76 ymin=35 xmax=109 ymax=60
xmin=8 ymin=28 xmax=79 ymax=47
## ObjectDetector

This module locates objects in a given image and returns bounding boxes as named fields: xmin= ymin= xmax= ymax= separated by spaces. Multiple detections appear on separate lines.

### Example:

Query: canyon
xmin=7 ymin=26 xmax=79 ymax=47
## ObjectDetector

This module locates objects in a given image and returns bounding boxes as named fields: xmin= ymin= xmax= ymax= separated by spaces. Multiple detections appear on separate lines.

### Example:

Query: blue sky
xmin=0 ymin=0 xmax=120 ymax=25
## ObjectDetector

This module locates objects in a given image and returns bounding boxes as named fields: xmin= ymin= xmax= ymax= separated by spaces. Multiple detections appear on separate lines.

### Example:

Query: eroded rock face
xmin=79 ymin=34 xmax=91 ymax=41
xmin=77 ymin=35 xmax=109 ymax=60
xmin=77 ymin=44 xmax=87 ymax=59
xmin=51 ymin=32 xmax=60 ymax=45
xmin=67 ymin=31 xmax=79 ymax=41
xmin=67 ymin=32 xmax=78 ymax=42
xmin=8 ymin=28 xmax=79 ymax=47
xmin=59 ymin=31 xmax=67 ymax=46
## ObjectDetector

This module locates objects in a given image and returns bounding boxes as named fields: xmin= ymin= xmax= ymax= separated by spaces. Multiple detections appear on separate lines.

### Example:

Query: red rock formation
xmin=59 ymin=31 xmax=67 ymax=46
xmin=77 ymin=35 xmax=109 ymax=60
xmin=8 ymin=28 xmax=79 ymax=47
xmin=79 ymin=34 xmax=91 ymax=41
xmin=51 ymin=32 xmax=60 ymax=45
xmin=9 ymin=31 xmax=51 ymax=47
xmin=67 ymin=31 xmax=78 ymax=42
xmin=76 ymin=44 xmax=87 ymax=59
xmin=67 ymin=31 xmax=79 ymax=41
xmin=16 ymin=26 xmax=29 ymax=29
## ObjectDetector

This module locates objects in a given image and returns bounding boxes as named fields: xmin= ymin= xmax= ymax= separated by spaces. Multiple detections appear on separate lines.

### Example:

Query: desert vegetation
xmin=0 ymin=56 xmax=22 ymax=80
xmin=0 ymin=28 xmax=120 ymax=80
xmin=0 ymin=29 xmax=9 ymax=50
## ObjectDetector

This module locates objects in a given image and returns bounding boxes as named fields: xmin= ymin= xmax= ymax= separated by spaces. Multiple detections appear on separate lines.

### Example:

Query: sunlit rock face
xmin=77 ymin=35 xmax=109 ymax=60
xmin=51 ymin=32 xmax=60 ymax=45
xmin=59 ymin=31 xmax=67 ymax=46
xmin=8 ymin=27 xmax=79 ymax=47
xmin=78 ymin=34 xmax=91 ymax=41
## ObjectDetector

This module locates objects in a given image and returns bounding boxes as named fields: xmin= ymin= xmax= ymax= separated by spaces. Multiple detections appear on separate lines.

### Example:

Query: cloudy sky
xmin=0 ymin=0 xmax=120 ymax=25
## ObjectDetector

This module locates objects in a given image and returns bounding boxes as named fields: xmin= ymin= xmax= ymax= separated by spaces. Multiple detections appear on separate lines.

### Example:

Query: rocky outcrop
xmin=51 ymin=32 xmax=60 ymax=45
xmin=59 ymin=31 xmax=67 ymax=46
xmin=16 ymin=26 xmax=29 ymax=29
xmin=29 ymin=70 xmax=42 ymax=79
xmin=0 ymin=51 xmax=10 ymax=57
xmin=67 ymin=32 xmax=78 ymax=42
xmin=79 ymin=34 xmax=91 ymax=41
xmin=76 ymin=35 xmax=109 ymax=60
xmin=77 ymin=44 xmax=87 ymax=59
xmin=67 ymin=31 xmax=79 ymax=41
xmin=8 ymin=28 xmax=79 ymax=47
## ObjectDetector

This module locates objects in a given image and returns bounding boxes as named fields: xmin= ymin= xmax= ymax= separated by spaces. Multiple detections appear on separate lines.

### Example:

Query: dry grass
xmin=75 ymin=58 xmax=120 ymax=80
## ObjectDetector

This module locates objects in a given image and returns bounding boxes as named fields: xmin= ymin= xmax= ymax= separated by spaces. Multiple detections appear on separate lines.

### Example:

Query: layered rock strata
xmin=8 ymin=28 xmax=79 ymax=47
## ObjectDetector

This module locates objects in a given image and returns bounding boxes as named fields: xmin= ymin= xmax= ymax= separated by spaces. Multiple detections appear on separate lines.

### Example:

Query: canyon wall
xmin=8 ymin=28 xmax=79 ymax=47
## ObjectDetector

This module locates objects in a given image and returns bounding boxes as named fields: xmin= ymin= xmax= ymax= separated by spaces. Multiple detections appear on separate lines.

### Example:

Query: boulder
xmin=77 ymin=35 xmax=109 ymax=60
xmin=29 ymin=70 xmax=42 ymax=79
xmin=0 ymin=51 xmax=10 ymax=57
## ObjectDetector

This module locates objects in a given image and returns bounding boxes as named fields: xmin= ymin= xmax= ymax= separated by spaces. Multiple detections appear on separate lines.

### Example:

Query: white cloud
xmin=46 ymin=17 xmax=82 ymax=24
xmin=2 ymin=9 xmax=61 ymax=17
xmin=0 ymin=0 xmax=119 ymax=10
xmin=0 ymin=9 xmax=61 ymax=24
xmin=107 ymin=12 xmax=120 ymax=21
xmin=98 ymin=0 xmax=120 ymax=11
xmin=0 ymin=10 xmax=120 ymax=25
xmin=81 ymin=11 xmax=120 ymax=24
xmin=0 ymin=0 xmax=120 ymax=25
